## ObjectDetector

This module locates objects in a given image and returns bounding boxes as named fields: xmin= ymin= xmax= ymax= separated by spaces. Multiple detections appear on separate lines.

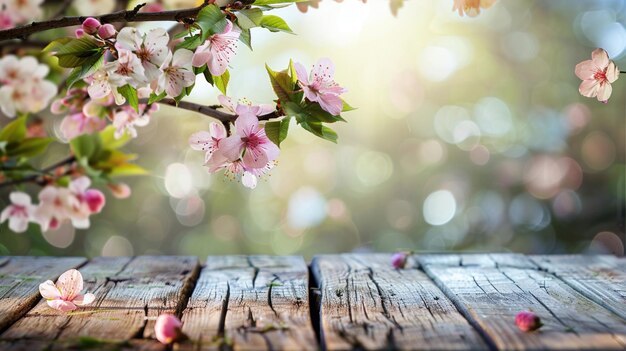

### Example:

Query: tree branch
xmin=0 ymin=3 xmax=209 ymax=42
xmin=145 ymin=98 xmax=284 ymax=122
xmin=0 ymin=155 xmax=76 ymax=189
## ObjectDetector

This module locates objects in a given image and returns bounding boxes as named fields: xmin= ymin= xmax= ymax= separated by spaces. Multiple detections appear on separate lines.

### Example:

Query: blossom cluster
xmin=190 ymin=96 xmax=279 ymax=189
xmin=0 ymin=55 xmax=58 ymax=118
xmin=51 ymin=87 xmax=158 ymax=140
xmin=0 ymin=177 xmax=105 ymax=233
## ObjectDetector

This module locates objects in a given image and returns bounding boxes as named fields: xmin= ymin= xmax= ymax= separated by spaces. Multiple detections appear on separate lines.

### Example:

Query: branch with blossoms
xmin=0 ymin=0 xmax=354 ymax=235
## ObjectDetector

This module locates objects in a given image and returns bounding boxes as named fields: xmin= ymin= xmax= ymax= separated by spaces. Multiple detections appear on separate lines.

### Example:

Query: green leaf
xmin=239 ymin=28 xmax=252 ymax=50
xmin=0 ymin=116 xmax=27 ymax=143
xmin=117 ymin=85 xmax=139 ymax=112
xmin=43 ymin=37 xmax=73 ymax=53
xmin=6 ymin=138 xmax=53 ymax=158
xmin=236 ymin=8 xmax=263 ymax=30
xmin=303 ymin=103 xmax=346 ymax=123
xmin=176 ymin=34 xmax=203 ymax=50
xmin=197 ymin=4 xmax=228 ymax=41
xmin=264 ymin=117 xmax=291 ymax=147
xmin=99 ymin=126 xmax=130 ymax=150
xmin=342 ymin=99 xmax=356 ymax=112
xmin=108 ymin=163 xmax=148 ymax=177
xmin=148 ymin=91 xmax=167 ymax=104
xmin=213 ymin=70 xmax=230 ymax=95
xmin=266 ymin=64 xmax=296 ymax=103
xmin=259 ymin=15 xmax=293 ymax=33
xmin=55 ymin=36 xmax=102 ymax=68
xmin=70 ymin=134 xmax=99 ymax=160
xmin=66 ymin=54 xmax=105 ymax=89
xmin=300 ymin=121 xmax=338 ymax=143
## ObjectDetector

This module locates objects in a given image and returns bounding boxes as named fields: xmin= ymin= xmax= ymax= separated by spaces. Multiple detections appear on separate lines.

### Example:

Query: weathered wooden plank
xmin=1 ymin=256 xmax=199 ymax=349
xmin=311 ymin=254 xmax=487 ymax=350
xmin=0 ymin=256 xmax=86 ymax=333
xmin=531 ymin=255 xmax=626 ymax=322
xmin=179 ymin=255 xmax=316 ymax=351
xmin=418 ymin=254 xmax=626 ymax=350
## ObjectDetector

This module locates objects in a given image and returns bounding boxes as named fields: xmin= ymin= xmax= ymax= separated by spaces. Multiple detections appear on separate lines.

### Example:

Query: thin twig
xmin=0 ymin=3 xmax=211 ymax=41
xmin=0 ymin=155 xmax=76 ymax=188
xmin=142 ymin=98 xmax=283 ymax=122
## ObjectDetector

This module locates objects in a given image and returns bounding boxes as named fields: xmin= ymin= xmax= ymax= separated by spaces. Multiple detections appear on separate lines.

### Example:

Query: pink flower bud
xmin=81 ymin=17 xmax=101 ymax=34
xmin=74 ymin=28 xmax=85 ymax=38
xmin=154 ymin=314 xmax=185 ymax=344
xmin=50 ymin=99 xmax=67 ymax=114
xmin=83 ymin=189 xmax=105 ymax=213
xmin=107 ymin=183 xmax=131 ymax=199
xmin=391 ymin=252 xmax=408 ymax=269
xmin=97 ymin=24 xmax=116 ymax=39
xmin=515 ymin=311 xmax=542 ymax=332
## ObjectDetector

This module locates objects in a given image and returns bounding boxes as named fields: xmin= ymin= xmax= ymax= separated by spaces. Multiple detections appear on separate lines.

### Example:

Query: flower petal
xmin=47 ymin=299 xmax=77 ymax=312
xmin=596 ymin=82 xmax=612 ymax=102
xmin=294 ymin=62 xmax=309 ymax=85
xmin=10 ymin=192 xmax=31 ymax=206
xmin=56 ymin=269 xmax=83 ymax=300
xmin=579 ymin=79 xmax=599 ymax=98
xmin=39 ymin=280 xmax=61 ymax=300
xmin=218 ymin=135 xmax=244 ymax=161
xmin=241 ymin=172 xmax=258 ymax=189
xmin=574 ymin=60 xmax=595 ymax=80
xmin=606 ymin=61 xmax=620 ymax=83
xmin=189 ymin=131 xmax=212 ymax=151
xmin=591 ymin=48 xmax=609 ymax=69
xmin=73 ymin=293 xmax=96 ymax=306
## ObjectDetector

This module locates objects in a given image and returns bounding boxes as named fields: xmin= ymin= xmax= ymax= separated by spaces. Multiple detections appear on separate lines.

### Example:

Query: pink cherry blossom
xmin=0 ymin=192 xmax=35 ymax=233
xmin=575 ymin=48 xmax=620 ymax=103
xmin=116 ymin=27 xmax=170 ymax=81
xmin=205 ymin=155 xmax=274 ymax=189
xmin=219 ymin=112 xmax=280 ymax=169
xmin=60 ymin=113 xmax=107 ymax=139
xmin=192 ymin=20 xmax=240 ymax=76
xmin=88 ymin=68 xmax=126 ymax=104
xmin=112 ymin=106 xmax=151 ymax=139
xmin=39 ymin=269 xmax=96 ymax=312
xmin=157 ymin=49 xmax=195 ymax=97
xmin=107 ymin=49 xmax=148 ymax=88
xmin=391 ymin=252 xmax=408 ymax=269
xmin=34 ymin=186 xmax=74 ymax=232
xmin=154 ymin=314 xmax=185 ymax=344
xmin=295 ymin=58 xmax=347 ymax=116
xmin=515 ymin=311 xmax=543 ymax=332
xmin=189 ymin=122 xmax=227 ymax=163
xmin=218 ymin=94 xmax=274 ymax=117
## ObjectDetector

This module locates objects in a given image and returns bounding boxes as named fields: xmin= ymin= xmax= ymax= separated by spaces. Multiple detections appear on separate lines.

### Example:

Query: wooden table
xmin=0 ymin=254 xmax=624 ymax=350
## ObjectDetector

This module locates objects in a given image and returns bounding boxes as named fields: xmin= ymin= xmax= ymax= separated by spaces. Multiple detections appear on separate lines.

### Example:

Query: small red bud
xmin=515 ymin=311 xmax=543 ymax=332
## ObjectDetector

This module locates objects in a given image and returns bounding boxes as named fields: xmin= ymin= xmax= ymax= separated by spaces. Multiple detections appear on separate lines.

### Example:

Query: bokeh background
xmin=1 ymin=0 xmax=625 ymax=259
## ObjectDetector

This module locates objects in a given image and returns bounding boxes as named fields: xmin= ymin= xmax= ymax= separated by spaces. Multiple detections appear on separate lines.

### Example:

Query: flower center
xmin=241 ymin=135 xmax=260 ymax=148
xmin=136 ymin=47 xmax=152 ymax=63
xmin=594 ymin=68 xmax=608 ymax=83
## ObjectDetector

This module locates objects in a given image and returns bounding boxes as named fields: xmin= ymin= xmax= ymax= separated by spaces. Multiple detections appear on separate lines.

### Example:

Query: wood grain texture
xmin=311 ymin=253 xmax=487 ymax=350
xmin=531 ymin=255 xmax=626 ymax=322
xmin=418 ymin=253 xmax=626 ymax=350
xmin=1 ymin=256 xmax=199 ymax=350
xmin=179 ymin=255 xmax=316 ymax=351
xmin=0 ymin=256 xmax=86 ymax=333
